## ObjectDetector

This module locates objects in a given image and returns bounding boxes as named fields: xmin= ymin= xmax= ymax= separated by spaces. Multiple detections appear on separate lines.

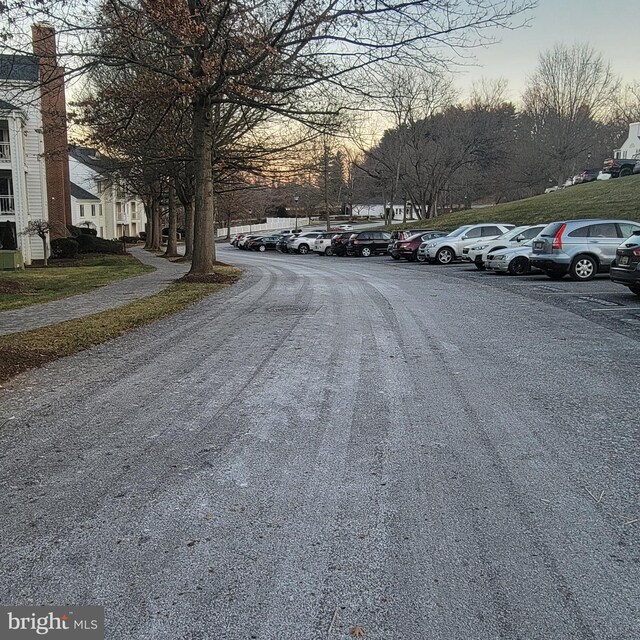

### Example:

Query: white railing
xmin=0 ymin=141 xmax=10 ymax=161
xmin=0 ymin=195 xmax=14 ymax=213
xmin=216 ymin=217 xmax=314 ymax=238
xmin=116 ymin=213 xmax=129 ymax=224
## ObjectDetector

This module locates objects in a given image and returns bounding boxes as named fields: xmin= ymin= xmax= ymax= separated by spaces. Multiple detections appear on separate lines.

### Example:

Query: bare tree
xmin=22 ymin=220 xmax=52 ymax=266
xmin=522 ymin=44 xmax=621 ymax=185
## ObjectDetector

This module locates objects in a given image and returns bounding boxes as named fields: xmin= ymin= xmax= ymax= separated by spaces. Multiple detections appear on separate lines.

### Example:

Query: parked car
xmin=337 ymin=224 xmax=354 ymax=231
xmin=331 ymin=232 xmax=356 ymax=256
xmin=464 ymin=224 xmax=546 ymax=270
xmin=530 ymin=219 xmax=640 ymax=281
xmin=388 ymin=228 xmax=435 ymax=252
xmin=610 ymin=230 xmax=640 ymax=296
xmin=544 ymin=186 xmax=560 ymax=193
xmin=578 ymin=168 xmax=600 ymax=183
xmin=238 ymin=234 xmax=261 ymax=249
xmin=603 ymin=157 xmax=639 ymax=178
xmin=276 ymin=234 xmax=295 ymax=252
xmin=486 ymin=241 xmax=539 ymax=276
xmin=346 ymin=231 xmax=392 ymax=257
xmin=390 ymin=231 xmax=446 ymax=261
xmin=423 ymin=224 xmax=514 ymax=265
xmin=287 ymin=231 xmax=325 ymax=254
xmin=313 ymin=232 xmax=340 ymax=255
xmin=249 ymin=235 xmax=281 ymax=251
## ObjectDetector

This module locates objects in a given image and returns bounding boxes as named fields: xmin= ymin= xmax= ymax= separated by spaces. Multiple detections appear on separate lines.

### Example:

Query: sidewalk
xmin=0 ymin=247 xmax=190 ymax=336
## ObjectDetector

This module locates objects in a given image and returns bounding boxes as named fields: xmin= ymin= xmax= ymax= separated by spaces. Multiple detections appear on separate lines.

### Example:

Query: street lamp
xmin=293 ymin=194 xmax=299 ymax=230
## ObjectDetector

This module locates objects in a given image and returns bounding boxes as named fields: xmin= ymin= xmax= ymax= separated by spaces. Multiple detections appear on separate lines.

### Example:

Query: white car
xmin=464 ymin=224 xmax=546 ymax=270
xmin=337 ymin=224 xmax=354 ymax=231
xmin=313 ymin=232 xmax=340 ymax=255
xmin=423 ymin=223 xmax=514 ymax=265
xmin=486 ymin=241 xmax=539 ymax=276
xmin=286 ymin=231 xmax=324 ymax=254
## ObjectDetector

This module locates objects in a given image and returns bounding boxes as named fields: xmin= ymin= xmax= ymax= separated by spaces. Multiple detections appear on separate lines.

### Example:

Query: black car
xmin=347 ymin=231 xmax=392 ymax=257
xmin=578 ymin=168 xmax=600 ymax=183
xmin=276 ymin=234 xmax=295 ymax=252
xmin=249 ymin=235 xmax=281 ymax=252
xmin=610 ymin=230 xmax=640 ymax=296
xmin=331 ymin=232 xmax=356 ymax=256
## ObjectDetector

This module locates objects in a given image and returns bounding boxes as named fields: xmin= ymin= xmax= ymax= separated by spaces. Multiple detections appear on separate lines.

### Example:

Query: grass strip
xmin=0 ymin=268 xmax=241 ymax=384
xmin=0 ymin=254 xmax=155 ymax=312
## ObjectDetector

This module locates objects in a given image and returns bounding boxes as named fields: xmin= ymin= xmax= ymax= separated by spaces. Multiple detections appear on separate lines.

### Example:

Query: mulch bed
xmin=178 ymin=271 xmax=239 ymax=284
xmin=0 ymin=279 xmax=32 ymax=295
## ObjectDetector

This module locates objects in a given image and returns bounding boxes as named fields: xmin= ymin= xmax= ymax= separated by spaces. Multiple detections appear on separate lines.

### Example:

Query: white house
xmin=352 ymin=203 xmax=418 ymax=220
xmin=69 ymin=146 xmax=147 ymax=240
xmin=0 ymin=58 xmax=49 ymax=264
xmin=614 ymin=122 xmax=640 ymax=160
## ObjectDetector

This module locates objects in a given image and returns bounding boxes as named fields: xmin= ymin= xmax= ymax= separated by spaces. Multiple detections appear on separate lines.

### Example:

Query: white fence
xmin=217 ymin=217 xmax=314 ymax=238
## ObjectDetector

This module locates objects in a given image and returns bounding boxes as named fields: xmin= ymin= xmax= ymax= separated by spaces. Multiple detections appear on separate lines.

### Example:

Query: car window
xmin=618 ymin=223 xmax=640 ymax=239
xmin=447 ymin=225 xmax=472 ymax=237
xmin=588 ymin=223 xmax=618 ymax=238
xmin=481 ymin=226 xmax=502 ymax=237
xmin=567 ymin=226 xmax=589 ymax=238
xmin=465 ymin=227 xmax=483 ymax=239
xmin=522 ymin=226 xmax=544 ymax=239
xmin=540 ymin=222 xmax=565 ymax=237
xmin=358 ymin=233 xmax=371 ymax=240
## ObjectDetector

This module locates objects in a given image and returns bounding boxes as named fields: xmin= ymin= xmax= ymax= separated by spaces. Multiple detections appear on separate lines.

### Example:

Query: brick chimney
xmin=32 ymin=23 xmax=71 ymax=237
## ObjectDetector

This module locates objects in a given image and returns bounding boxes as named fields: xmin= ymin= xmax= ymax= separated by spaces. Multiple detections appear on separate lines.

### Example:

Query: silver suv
xmin=530 ymin=219 xmax=640 ymax=281
xmin=423 ymin=223 xmax=514 ymax=265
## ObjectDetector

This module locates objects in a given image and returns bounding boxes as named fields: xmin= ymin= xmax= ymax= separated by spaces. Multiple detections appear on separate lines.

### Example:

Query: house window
xmin=79 ymin=204 xmax=85 ymax=218
xmin=99 ymin=226 xmax=104 ymax=237
xmin=130 ymin=201 xmax=137 ymax=219
xmin=0 ymin=122 xmax=10 ymax=161
xmin=96 ymin=181 xmax=104 ymax=193
xmin=99 ymin=204 xmax=103 ymax=217
xmin=91 ymin=204 xmax=96 ymax=217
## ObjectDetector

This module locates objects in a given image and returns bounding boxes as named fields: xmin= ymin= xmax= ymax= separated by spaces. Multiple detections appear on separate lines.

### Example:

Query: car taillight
xmin=353 ymin=239 xmax=360 ymax=244
xmin=633 ymin=248 xmax=640 ymax=257
xmin=552 ymin=224 xmax=566 ymax=250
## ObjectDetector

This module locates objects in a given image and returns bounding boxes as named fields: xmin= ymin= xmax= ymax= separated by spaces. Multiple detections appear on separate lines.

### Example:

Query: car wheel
xmin=620 ymin=167 xmax=633 ymax=177
xmin=508 ymin=256 xmax=530 ymax=276
xmin=298 ymin=244 xmax=309 ymax=254
xmin=407 ymin=251 xmax=416 ymax=262
xmin=569 ymin=254 xmax=597 ymax=281
xmin=416 ymin=253 xmax=427 ymax=263
xmin=628 ymin=285 xmax=640 ymax=297
xmin=361 ymin=246 xmax=372 ymax=257
xmin=392 ymin=254 xmax=401 ymax=260
xmin=436 ymin=247 xmax=454 ymax=265
xmin=475 ymin=260 xmax=486 ymax=271
xmin=325 ymin=247 xmax=333 ymax=256
xmin=258 ymin=245 xmax=266 ymax=252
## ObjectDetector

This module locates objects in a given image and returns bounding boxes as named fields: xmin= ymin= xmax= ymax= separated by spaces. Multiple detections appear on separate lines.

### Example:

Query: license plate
xmin=620 ymin=255 xmax=630 ymax=265
xmin=534 ymin=241 xmax=544 ymax=250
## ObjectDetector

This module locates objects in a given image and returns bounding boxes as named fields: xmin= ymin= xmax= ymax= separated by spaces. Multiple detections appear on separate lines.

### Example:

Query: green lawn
xmin=0 ymin=255 xmax=155 ymax=312
xmin=384 ymin=175 xmax=640 ymax=232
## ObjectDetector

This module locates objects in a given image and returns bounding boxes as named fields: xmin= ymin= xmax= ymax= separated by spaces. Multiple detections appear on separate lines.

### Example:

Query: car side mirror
xmin=633 ymin=230 xmax=640 ymax=236
xmin=461 ymin=235 xmax=468 ymax=240
xmin=516 ymin=234 xmax=525 ymax=242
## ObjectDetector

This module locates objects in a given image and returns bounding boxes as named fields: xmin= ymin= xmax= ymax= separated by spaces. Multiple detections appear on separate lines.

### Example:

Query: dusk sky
xmin=457 ymin=0 xmax=638 ymax=101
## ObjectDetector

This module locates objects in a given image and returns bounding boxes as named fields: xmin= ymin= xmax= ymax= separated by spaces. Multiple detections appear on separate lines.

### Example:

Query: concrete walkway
xmin=0 ymin=247 xmax=190 ymax=336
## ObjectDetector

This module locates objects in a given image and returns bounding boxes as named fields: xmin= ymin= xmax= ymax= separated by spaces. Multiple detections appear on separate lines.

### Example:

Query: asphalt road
xmin=1 ymin=246 xmax=638 ymax=640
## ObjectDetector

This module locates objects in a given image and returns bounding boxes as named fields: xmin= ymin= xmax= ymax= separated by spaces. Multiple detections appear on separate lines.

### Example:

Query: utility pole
xmin=324 ymin=139 xmax=330 ymax=231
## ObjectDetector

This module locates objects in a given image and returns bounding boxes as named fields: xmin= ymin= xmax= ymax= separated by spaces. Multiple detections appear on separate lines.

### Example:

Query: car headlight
xmin=475 ymin=244 xmax=488 ymax=251
xmin=419 ymin=243 xmax=427 ymax=249
xmin=494 ymin=254 xmax=505 ymax=260
xmin=426 ymin=242 xmax=437 ymax=248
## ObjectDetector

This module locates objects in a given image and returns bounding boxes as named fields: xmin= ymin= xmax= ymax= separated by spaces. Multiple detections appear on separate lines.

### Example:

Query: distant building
xmin=352 ymin=203 xmax=418 ymax=220
xmin=68 ymin=147 xmax=147 ymax=240
xmin=614 ymin=122 xmax=640 ymax=160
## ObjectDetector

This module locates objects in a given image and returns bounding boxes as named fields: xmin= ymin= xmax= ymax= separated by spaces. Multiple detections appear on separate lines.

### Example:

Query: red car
xmin=390 ymin=231 xmax=446 ymax=261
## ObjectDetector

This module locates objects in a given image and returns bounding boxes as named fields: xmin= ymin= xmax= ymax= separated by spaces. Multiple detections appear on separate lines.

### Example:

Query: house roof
xmin=0 ymin=99 xmax=19 ymax=111
xmin=69 ymin=146 xmax=119 ymax=176
xmin=0 ymin=55 xmax=39 ymax=82
xmin=70 ymin=181 xmax=100 ymax=201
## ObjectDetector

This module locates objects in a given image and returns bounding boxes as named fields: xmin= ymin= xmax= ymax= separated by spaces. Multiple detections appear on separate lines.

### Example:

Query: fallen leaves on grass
xmin=0 ymin=270 xmax=241 ymax=384
xmin=350 ymin=626 xmax=366 ymax=637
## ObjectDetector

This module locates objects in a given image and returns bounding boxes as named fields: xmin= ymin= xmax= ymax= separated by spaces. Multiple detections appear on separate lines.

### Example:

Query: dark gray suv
xmin=530 ymin=219 xmax=640 ymax=281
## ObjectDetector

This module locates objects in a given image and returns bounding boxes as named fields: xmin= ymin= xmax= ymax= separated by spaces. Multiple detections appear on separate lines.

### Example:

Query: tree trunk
xmin=184 ymin=199 xmax=194 ymax=260
xmin=190 ymin=94 xmax=216 ymax=275
xmin=164 ymin=182 xmax=179 ymax=257
xmin=41 ymin=234 xmax=48 ymax=267
xmin=144 ymin=198 xmax=153 ymax=250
